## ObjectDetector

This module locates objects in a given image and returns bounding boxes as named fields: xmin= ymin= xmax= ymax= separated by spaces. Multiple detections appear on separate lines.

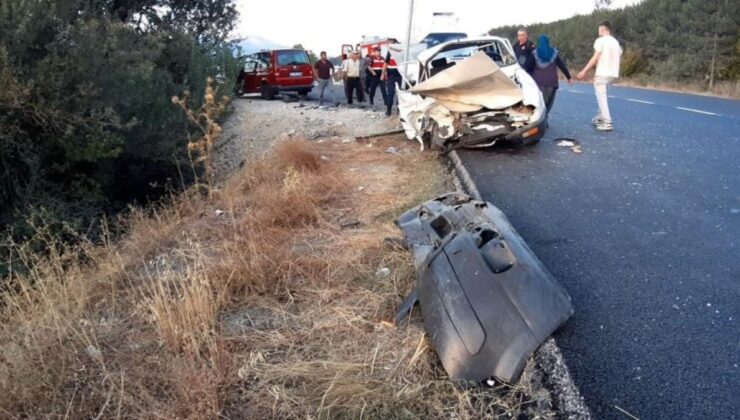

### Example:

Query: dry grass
xmin=616 ymin=77 xmax=740 ymax=99
xmin=0 ymin=136 xmax=553 ymax=418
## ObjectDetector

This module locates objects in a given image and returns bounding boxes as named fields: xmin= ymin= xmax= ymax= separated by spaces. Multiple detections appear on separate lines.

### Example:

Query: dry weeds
xmin=616 ymin=78 xmax=740 ymax=99
xmin=0 ymin=136 xmax=554 ymax=419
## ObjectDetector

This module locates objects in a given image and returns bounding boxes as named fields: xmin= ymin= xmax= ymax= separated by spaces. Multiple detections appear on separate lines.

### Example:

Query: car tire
xmin=260 ymin=83 xmax=275 ymax=100
xmin=234 ymin=84 xmax=244 ymax=97
xmin=298 ymin=88 xmax=311 ymax=96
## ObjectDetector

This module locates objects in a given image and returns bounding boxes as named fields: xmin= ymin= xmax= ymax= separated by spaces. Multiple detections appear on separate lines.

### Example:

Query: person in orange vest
xmin=367 ymin=48 xmax=388 ymax=107
xmin=381 ymin=52 xmax=402 ymax=117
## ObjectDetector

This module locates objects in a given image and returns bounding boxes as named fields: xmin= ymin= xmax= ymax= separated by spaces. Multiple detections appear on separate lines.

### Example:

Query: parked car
xmin=236 ymin=49 xmax=314 ymax=99
xmin=397 ymin=37 xmax=547 ymax=151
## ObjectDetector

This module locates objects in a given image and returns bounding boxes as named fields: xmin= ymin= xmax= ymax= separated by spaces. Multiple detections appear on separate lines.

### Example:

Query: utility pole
xmin=402 ymin=0 xmax=414 ymax=87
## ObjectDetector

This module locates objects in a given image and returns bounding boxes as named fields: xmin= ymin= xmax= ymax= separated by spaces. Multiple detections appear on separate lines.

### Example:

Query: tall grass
xmin=0 ymin=135 xmax=552 ymax=418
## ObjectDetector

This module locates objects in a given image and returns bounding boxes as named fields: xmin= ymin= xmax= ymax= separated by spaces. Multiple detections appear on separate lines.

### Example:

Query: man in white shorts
xmin=577 ymin=20 xmax=622 ymax=131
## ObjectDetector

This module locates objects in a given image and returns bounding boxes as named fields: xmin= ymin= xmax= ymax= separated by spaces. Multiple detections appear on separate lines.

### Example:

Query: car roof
xmin=417 ymin=36 xmax=512 ymax=66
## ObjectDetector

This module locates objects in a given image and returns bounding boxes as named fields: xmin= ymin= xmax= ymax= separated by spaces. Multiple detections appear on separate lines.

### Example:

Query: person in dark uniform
xmin=532 ymin=35 xmax=572 ymax=113
xmin=367 ymin=48 xmax=388 ymax=106
xmin=382 ymin=52 xmax=402 ymax=117
xmin=514 ymin=28 xmax=536 ymax=74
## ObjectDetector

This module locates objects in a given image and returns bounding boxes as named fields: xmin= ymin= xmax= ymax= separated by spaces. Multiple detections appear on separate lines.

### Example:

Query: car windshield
xmin=420 ymin=33 xmax=468 ymax=47
xmin=277 ymin=50 xmax=310 ymax=66
xmin=432 ymin=41 xmax=516 ymax=67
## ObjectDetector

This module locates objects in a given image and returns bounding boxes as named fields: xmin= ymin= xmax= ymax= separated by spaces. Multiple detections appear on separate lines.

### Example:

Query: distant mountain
xmin=233 ymin=36 xmax=286 ymax=56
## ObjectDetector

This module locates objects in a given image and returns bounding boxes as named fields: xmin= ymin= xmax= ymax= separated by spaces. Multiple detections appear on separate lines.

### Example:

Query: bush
xmin=621 ymin=47 xmax=650 ymax=77
xmin=0 ymin=0 xmax=240 ymax=249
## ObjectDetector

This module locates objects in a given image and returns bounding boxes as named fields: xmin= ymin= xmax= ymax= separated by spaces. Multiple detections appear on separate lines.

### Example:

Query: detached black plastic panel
xmin=395 ymin=193 xmax=573 ymax=383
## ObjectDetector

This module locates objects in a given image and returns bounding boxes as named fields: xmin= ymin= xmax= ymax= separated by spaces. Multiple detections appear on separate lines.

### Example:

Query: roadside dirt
xmin=215 ymin=97 xmax=401 ymax=177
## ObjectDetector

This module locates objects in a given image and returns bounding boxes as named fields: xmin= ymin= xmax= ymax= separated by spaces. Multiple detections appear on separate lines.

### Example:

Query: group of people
xmin=314 ymin=20 xmax=622 ymax=129
xmin=514 ymin=20 xmax=622 ymax=131
xmin=312 ymin=48 xmax=403 ymax=117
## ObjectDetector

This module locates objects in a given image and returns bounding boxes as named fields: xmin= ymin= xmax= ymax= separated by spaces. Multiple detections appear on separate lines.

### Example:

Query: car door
xmin=241 ymin=57 xmax=260 ymax=93
xmin=274 ymin=50 xmax=313 ymax=88
xmin=242 ymin=55 xmax=271 ymax=93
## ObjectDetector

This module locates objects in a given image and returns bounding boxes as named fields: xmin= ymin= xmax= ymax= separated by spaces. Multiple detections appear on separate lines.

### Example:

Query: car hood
xmin=408 ymin=52 xmax=523 ymax=112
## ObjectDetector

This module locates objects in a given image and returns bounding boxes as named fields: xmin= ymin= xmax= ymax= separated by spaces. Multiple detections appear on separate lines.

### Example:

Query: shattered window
xmin=433 ymin=41 xmax=516 ymax=68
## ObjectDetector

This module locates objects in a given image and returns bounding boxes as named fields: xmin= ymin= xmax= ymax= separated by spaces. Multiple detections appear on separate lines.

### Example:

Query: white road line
xmin=608 ymin=95 xmax=617 ymax=98
xmin=675 ymin=106 xmax=719 ymax=116
xmin=627 ymin=98 xmax=654 ymax=104
xmin=568 ymin=90 xmax=585 ymax=94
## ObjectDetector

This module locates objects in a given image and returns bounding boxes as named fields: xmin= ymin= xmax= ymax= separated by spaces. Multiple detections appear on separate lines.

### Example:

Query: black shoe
xmin=385 ymin=108 xmax=392 ymax=116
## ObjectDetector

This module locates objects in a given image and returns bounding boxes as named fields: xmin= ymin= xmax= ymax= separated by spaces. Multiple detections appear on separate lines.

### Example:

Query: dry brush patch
xmin=0 ymin=137 xmax=553 ymax=418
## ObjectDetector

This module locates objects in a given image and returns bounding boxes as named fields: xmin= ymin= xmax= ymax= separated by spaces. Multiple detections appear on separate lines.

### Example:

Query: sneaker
xmin=596 ymin=122 xmax=613 ymax=131
xmin=592 ymin=115 xmax=604 ymax=125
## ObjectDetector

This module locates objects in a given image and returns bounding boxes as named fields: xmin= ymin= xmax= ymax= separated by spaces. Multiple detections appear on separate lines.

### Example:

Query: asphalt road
xmin=457 ymin=84 xmax=740 ymax=419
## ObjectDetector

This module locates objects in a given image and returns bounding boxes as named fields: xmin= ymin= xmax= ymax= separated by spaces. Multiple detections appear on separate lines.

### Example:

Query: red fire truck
xmin=340 ymin=36 xmax=400 ymax=59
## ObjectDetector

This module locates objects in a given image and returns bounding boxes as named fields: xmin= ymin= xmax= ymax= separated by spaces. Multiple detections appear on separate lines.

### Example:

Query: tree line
xmin=0 ymin=0 xmax=240 ymax=250
xmin=489 ymin=0 xmax=739 ymax=89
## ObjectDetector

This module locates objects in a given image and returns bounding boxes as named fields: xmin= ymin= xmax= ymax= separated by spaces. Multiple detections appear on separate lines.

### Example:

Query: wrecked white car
xmin=398 ymin=37 xmax=547 ymax=151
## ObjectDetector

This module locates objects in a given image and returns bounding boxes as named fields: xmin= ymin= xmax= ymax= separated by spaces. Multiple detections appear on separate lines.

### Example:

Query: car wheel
xmin=298 ymin=88 xmax=311 ymax=96
xmin=233 ymin=84 xmax=244 ymax=97
xmin=260 ymin=83 xmax=275 ymax=100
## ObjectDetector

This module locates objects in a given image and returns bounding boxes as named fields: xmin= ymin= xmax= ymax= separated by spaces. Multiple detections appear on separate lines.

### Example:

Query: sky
xmin=234 ymin=0 xmax=642 ymax=54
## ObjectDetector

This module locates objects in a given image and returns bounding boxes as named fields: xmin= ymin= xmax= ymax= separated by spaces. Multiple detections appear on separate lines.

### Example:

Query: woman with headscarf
xmin=532 ymin=35 xmax=572 ymax=113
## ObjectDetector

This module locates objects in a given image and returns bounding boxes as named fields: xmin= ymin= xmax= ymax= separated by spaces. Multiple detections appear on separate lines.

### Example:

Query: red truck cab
xmin=237 ymin=49 xmax=314 ymax=99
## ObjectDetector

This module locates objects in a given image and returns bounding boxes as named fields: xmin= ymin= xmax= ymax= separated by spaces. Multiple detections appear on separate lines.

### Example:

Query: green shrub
xmin=0 ymin=0 xmax=240 ymax=248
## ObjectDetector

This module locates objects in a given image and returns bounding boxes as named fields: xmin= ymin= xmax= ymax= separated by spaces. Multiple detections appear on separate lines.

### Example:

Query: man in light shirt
xmin=342 ymin=51 xmax=364 ymax=105
xmin=577 ymin=20 xmax=622 ymax=131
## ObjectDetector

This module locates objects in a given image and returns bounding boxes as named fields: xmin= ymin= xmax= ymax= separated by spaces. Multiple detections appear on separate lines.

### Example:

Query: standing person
xmin=532 ymin=35 xmax=572 ymax=114
xmin=339 ymin=52 xmax=349 ymax=101
xmin=314 ymin=51 xmax=335 ymax=106
xmin=362 ymin=53 xmax=372 ymax=94
xmin=577 ymin=20 xmax=622 ymax=131
xmin=342 ymin=50 xmax=364 ymax=105
xmin=514 ymin=28 xmax=536 ymax=74
xmin=382 ymin=52 xmax=402 ymax=116
xmin=367 ymin=48 xmax=388 ymax=106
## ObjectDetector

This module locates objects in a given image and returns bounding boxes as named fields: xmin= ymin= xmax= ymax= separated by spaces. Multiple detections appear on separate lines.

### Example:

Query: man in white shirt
xmin=341 ymin=51 xmax=364 ymax=105
xmin=577 ymin=20 xmax=622 ymax=131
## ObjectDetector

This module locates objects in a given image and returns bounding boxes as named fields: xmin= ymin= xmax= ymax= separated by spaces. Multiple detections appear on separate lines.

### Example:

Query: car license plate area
xmin=290 ymin=72 xmax=302 ymax=77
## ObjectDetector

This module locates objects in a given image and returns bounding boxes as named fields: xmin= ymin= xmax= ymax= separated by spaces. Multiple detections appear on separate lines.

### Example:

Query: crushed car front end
xmin=397 ymin=37 xmax=547 ymax=151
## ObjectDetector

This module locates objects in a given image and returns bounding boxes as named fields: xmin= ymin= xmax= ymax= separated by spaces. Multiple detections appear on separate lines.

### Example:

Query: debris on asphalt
xmin=394 ymin=192 xmax=574 ymax=383
xmin=557 ymin=140 xmax=576 ymax=147
xmin=555 ymin=138 xmax=582 ymax=154
xmin=385 ymin=146 xmax=398 ymax=154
